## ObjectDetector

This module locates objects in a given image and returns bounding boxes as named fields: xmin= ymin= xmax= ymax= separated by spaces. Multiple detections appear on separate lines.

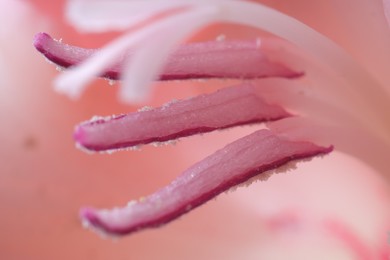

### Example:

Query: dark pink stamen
xmin=81 ymin=129 xmax=332 ymax=236
xmin=33 ymin=32 xmax=303 ymax=81
xmin=75 ymin=84 xmax=291 ymax=152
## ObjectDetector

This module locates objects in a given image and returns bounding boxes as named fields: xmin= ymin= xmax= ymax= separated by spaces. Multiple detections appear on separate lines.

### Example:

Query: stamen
xmin=33 ymin=33 xmax=302 ymax=81
xmin=74 ymin=84 xmax=291 ymax=152
xmin=80 ymin=129 xmax=332 ymax=236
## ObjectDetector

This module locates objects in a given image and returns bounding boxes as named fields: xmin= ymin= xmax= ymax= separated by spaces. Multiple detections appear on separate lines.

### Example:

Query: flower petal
xmin=74 ymin=84 xmax=291 ymax=152
xmin=66 ymin=0 xmax=191 ymax=32
xmin=65 ymin=0 xmax=223 ymax=32
xmin=80 ymin=129 xmax=332 ymax=236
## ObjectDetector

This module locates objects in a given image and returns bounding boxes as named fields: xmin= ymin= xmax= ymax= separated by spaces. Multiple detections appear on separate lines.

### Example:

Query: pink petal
xmin=80 ymin=129 xmax=332 ymax=236
xmin=75 ymin=84 xmax=291 ymax=152
xmin=33 ymin=32 xmax=303 ymax=81
xmin=323 ymin=219 xmax=372 ymax=259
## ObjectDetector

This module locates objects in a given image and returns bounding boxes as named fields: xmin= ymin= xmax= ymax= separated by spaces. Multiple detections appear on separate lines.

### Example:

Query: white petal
xmin=66 ymin=0 xmax=216 ymax=32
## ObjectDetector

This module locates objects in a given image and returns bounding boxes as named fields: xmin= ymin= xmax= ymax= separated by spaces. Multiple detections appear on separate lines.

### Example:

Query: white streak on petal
xmin=53 ymin=31 xmax=132 ymax=98
xmin=120 ymin=7 xmax=219 ymax=103
xmin=384 ymin=0 xmax=390 ymax=28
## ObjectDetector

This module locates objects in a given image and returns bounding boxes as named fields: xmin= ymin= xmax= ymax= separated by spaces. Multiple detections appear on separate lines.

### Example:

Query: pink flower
xmin=3 ymin=0 xmax=390 ymax=259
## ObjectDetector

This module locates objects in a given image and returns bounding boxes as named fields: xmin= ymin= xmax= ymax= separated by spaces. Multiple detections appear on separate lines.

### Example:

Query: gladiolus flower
xmin=28 ymin=0 xmax=390 ymax=258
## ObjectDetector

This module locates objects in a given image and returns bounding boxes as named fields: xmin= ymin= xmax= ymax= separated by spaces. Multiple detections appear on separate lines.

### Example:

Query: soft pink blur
xmin=1 ymin=0 xmax=390 ymax=259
